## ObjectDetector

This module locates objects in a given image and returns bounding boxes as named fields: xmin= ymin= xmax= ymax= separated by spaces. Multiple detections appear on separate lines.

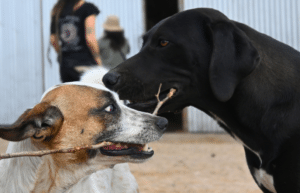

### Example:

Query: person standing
xmin=50 ymin=0 xmax=102 ymax=83
xmin=98 ymin=15 xmax=130 ymax=70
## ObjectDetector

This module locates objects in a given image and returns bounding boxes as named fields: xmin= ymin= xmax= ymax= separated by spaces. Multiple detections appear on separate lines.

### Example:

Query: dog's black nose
xmin=102 ymin=72 xmax=120 ymax=89
xmin=156 ymin=118 xmax=168 ymax=132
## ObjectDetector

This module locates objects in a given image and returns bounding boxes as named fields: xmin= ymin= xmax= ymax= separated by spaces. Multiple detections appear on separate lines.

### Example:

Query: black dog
xmin=103 ymin=8 xmax=300 ymax=193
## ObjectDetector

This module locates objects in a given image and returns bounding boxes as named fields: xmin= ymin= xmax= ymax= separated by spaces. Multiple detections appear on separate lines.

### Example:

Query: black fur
xmin=103 ymin=8 xmax=300 ymax=192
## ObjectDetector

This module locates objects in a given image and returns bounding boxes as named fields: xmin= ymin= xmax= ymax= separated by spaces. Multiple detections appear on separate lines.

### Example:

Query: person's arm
xmin=50 ymin=34 xmax=60 ymax=53
xmin=85 ymin=15 xmax=102 ymax=66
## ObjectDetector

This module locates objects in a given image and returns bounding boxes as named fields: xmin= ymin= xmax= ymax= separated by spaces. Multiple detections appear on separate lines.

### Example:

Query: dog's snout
xmin=102 ymin=72 xmax=120 ymax=89
xmin=156 ymin=118 xmax=168 ymax=132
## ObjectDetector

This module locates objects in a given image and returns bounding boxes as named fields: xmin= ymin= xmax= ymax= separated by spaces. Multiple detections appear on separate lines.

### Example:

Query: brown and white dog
xmin=0 ymin=80 xmax=167 ymax=192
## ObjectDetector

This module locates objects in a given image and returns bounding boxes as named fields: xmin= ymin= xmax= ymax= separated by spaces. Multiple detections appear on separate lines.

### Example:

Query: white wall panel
xmin=0 ymin=0 xmax=43 ymax=124
xmin=184 ymin=0 xmax=300 ymax=50
xmin=185 ymin=107 xmax=224 ymax=133
xmin=42 ymin=0 xmax=61 ymax=91
xmin=183 ymin=0 xmax=300 ymax=132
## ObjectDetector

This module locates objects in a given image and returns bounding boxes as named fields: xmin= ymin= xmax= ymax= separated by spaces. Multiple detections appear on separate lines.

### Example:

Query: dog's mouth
xmin=100 ymin=143 xmax=154 ymax=159
xmin=126 ymin=89 xmax=175 ymax=113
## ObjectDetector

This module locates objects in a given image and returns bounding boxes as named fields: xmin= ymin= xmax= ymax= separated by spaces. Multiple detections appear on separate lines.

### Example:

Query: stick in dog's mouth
xmin=0 ymin=86 xmax=176 ymax=160
xmin=126 ymin=84 xmax=177 ymax=113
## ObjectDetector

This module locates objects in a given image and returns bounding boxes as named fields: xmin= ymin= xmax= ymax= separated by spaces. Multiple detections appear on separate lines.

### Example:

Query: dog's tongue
xmin=100 ymin=143 xmax=153 ymax=157
xmin=103 ymin=143 xmax=128 ymax=151
xmin=103 ymin=143 xmax=150 ymax=152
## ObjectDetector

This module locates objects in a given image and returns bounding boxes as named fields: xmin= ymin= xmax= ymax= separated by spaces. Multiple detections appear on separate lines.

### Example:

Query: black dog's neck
xmin=192 ymin=96 xmax=277 ymax=167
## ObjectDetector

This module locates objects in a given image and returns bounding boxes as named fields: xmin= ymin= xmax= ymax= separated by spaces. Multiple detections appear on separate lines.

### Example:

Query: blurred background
xmin=0 ymin=0 xmax=299 ymax=192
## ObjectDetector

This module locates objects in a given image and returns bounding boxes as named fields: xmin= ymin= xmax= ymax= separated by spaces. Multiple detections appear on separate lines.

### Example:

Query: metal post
xmin=40 ymin=0 xmax=45 ymax=93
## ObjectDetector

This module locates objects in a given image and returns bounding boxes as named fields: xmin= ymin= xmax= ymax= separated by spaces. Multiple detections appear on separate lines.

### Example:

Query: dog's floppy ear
xmin=0 ymin=102 xmax=63 ymax=141
xmin=209 ymin=21 xmax=260 ymax=102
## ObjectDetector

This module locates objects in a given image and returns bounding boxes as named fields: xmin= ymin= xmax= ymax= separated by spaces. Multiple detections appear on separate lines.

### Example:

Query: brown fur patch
xmin=38 ymin=85 xmax=108 ymax=165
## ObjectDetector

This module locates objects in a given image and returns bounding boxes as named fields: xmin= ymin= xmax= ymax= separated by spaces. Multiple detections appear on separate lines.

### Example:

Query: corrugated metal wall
xmin=43 ymin=0 xmax=145 ymax=91
xmin=0 ymin=0 xmax=43 ymax=124
xmin=183 ymin=0 xmax=300 ymax=132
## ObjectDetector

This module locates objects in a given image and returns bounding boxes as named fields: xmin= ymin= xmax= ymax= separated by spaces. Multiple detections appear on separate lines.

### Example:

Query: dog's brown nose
xmin=103 ymin=72 xmax=120 ymax=90
xmin=156 ymin=118 xmax=168 ymax=132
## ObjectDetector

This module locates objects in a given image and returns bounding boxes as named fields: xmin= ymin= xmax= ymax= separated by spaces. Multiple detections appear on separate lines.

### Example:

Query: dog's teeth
xmin=116 ymin=143 xmax=121 ymax=147
xmin=142 ymin=144 xmax=148 ymax=151
xmin=127 ymin=100 xmax=133 ymax=104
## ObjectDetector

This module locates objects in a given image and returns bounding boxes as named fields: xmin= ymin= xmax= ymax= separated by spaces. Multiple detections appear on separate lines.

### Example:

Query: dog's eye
xmin=104 ymin=105 xmax=115 ymax=113
xmin=160 ymin=40 xmax=169 ymax=47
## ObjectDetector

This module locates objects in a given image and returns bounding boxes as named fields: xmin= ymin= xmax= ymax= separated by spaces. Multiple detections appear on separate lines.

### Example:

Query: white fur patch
xmin=80 ymin=66 xmax=109 ymax=85
xmin=41 ymin=81 xmax=120 ymax=102
xmin=0 ymin=139 xmax=42 ymax=193
xmin=112 ymin=106 xmax=161 ymax=144
xmin=66 ymin=164 xmax=139 ymax=193
xmin=254 ymin=169 xmax=277 ymax=193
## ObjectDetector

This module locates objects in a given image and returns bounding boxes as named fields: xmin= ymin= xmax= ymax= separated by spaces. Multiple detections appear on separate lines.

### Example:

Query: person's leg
xmin=60 ymin=59 xmax=82 ymax=83
xmin=60 ymin=66 xmax=73 ymax=83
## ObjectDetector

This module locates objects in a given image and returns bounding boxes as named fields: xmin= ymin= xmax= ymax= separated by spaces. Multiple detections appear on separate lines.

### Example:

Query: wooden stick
xmin=0 ymin=142 xmax=112 ymax=160
xmin=152 ymin=84 xmax=176 ymax=115
xmin=155 ymin=83 xmax=163 ymax=103
xmin=0 ymin=85 xmax=175 ymax=160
